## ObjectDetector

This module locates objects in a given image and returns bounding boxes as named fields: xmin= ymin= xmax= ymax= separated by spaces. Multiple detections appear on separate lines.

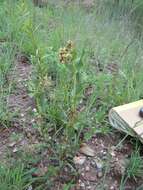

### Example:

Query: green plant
xmin=127 ymin=148 xmax=143 ymax=179
xmin=0 ymin=164 xmax=33 ymax=190
xmin=30 ymin=40 xmax=89 ymax=142
xmin=120 ymin=145 xmax=143 ymax=189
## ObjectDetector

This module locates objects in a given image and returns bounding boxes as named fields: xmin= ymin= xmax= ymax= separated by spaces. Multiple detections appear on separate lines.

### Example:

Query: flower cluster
xmin=59 ymin=40 xmax=74 ymax=64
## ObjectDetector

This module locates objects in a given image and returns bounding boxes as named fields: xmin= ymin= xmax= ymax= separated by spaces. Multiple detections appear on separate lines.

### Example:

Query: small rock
xmin=27 ymin=185 xmax=33 ymax=190
xmin=48 ymin=136 xmax=52 ymax=140
xmin=101 ymin=150 xmax=107 ymax=156
xmin=13 ymin=147 xmax=18 ymax=153
xmin=78 ymin=179 xmax=82 ymax=183
xmin=110 ymin=146 xmax=116 ymax=157
xmin=85 ymin=166 xmax=90 ymax=171
xmin=80 ymin=182 xmax=85 ymax=188
xmin=73 ymin=155 xmax=86 ymax=165
xmin=64 ymin=167 xmax=68 ymax=172
xmin=31 ymin=119 xmax=35 ymax=123
xmin=33 ymin=108 xmax=37 ymax=113
xmin=8 ymin=142 xmax=16 ymax=147
xmin=114 ymin=180 xmax=118 ymax=185
xmin=80 ymin=143 xmax=95 ymax=157
xmin=110 ymin=186 xmax=115 ymax=190
xmin=110 ymin=151 xmax=116 ymax=157
xmin=97 ymin=171 xmax=103 ymax=178
xmin=20 ymin=113 xmax=24 ymax=117
xmin=85 ymin=170 xmax=97 ymax=181
xmin=81 ymin=172 xmax=85 ymax=176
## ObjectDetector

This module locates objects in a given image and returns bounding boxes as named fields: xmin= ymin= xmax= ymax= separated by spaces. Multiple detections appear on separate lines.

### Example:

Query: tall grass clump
xmin=0 ymin=164 xmax=33 ymax=190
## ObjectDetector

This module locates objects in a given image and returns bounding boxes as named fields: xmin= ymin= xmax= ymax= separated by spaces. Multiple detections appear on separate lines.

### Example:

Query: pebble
xmin=20 ymin=113 xmax=24 ymax=117
xmin=85 ymin=166 xmax=90 ymax=171
xmin=13 ymin=147 xmax=18 ymax=153
xmin=80 ymin=143 xmax=95 ymax=157
xmin=81 ymin=172 xmax=85 ymax=176
xmin=8 ymin=142 xmax=16 ymax=147
xmin=110 ymin=146 xmax=116 ymax=157
xmin=97 ymin=171 xmax=103 ymax=178
xmin=87 ymin=186 xmax=91 ymax=190
xmin=115 ymin=180 xmax=118 ymax=184
xmin=33 ymin=108 xmax=37 ymax=113
xmin=102 ymin=150 xmax=107 ymax=156
xmin=85 ymin=171 xmax=97 ymax=181
xmin=91 ymin=117 xmax=94 ymax=121
xmin=110 ymin=151 xmax=116 ymax=157
xmin=48 ymin=136 xmax=52 ymax=140
xmin=73 ymin=156 xmax=86 ymax=165
xmin=64 ymin=167 xmax=68 ymax=172
xmin=31 ymin=119 xmax=35 ymax=123
xmin=80 ymin=183 xmax=85 ymax=187
xmin=27 ymin=186 xmax=33 ymax=190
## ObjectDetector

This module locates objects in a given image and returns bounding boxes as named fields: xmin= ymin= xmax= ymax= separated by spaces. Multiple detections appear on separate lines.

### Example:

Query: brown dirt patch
xmin=0 ymin=53 xmax=38 ymax=161
xmin=73 ymin=134 xmax=143 ymax=190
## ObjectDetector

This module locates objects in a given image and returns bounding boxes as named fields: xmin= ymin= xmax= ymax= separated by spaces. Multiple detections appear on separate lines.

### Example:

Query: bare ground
xmin=0 ymin=53 xmax=38 ymax=162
